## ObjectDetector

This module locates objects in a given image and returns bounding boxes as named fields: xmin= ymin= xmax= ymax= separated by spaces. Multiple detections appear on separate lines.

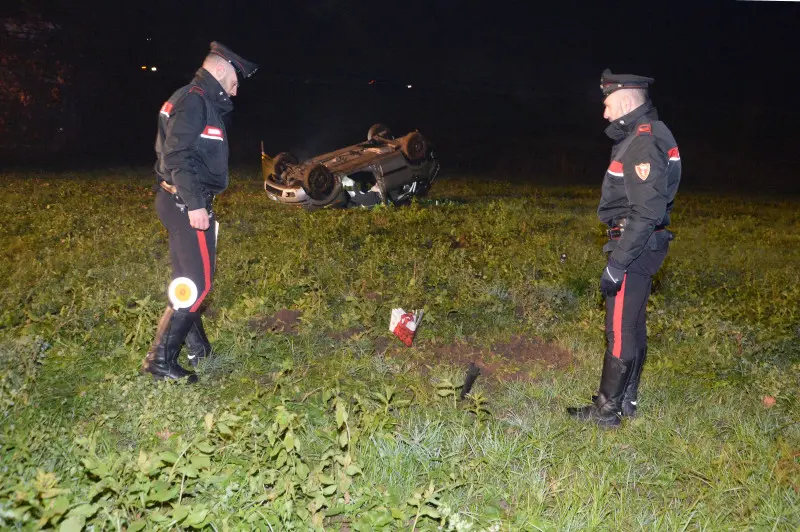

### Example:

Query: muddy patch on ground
xmin=387 ymin=334 xmax=573 ymax=383
xmin=374 ymin=336 xmax=391 ymax=355
xmin=249 ymin=309 xmax=302 ymax=335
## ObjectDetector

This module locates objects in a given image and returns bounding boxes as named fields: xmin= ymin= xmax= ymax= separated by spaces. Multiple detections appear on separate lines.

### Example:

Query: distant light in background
xmin=407 ymin=84 xmax=413 ymax=89
xmin=150 ymin=66 xmax=157 ymax=72
xmin=141 ymin=65 xmax=147 ymax=70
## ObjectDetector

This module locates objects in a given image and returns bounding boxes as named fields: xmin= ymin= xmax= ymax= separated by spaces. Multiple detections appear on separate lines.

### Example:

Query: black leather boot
xmin=140 ymin=308 xmax=198 ymax=383
xmin=185 ymin=316 xmax=212 ymax=368
xmin=622 ymin=347 xmax=646 ymax=417
xmin=567 ymin=353 xmax=631 ymax=428
xmin=141 ymin=307 xmax=173 ymax=374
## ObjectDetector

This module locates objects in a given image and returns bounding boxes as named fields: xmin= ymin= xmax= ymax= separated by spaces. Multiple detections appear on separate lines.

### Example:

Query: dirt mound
xmin=249 ymin=309 xmax=302 ymax=335
xmin=326 ymin=326 xmax=366 ymax=341
xmin=392 ymin=334 xmax=572 ymax=382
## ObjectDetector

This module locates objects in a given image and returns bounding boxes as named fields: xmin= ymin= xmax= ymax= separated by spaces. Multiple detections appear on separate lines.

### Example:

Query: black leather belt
xmin=160 ymin=181 xmax=215 ymax=214
xmin=607 ymin=224 xmax=666 ymax=240
xmin=159 ymin=181 xmax=178 ymax=195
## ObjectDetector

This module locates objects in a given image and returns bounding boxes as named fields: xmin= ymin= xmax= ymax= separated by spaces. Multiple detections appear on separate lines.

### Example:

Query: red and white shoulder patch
xmin=201 ymin=126 xmax=224 ymax=141
xmin=668 ymin=147 xmax=680 ymax=161
xmin=607 ymin=160 xmax=623 ymax=177
xmin=636 ymin=124 xmax=652 ymax=135
xmin=159 ymin=102 xmax=173 ymax=118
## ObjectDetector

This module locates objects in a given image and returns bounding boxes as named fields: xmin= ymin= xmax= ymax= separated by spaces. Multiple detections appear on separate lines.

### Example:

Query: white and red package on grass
xmin=389 ymin=308 xmax=424 ymax=347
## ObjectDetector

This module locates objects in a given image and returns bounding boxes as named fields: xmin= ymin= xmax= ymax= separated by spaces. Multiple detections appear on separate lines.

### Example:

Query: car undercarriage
xmin=262 ymin=124 xmax=439 ymax=209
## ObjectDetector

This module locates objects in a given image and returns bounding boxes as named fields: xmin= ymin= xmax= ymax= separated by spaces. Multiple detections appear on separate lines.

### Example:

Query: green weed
xmin=0 ymin=170 xmax=797 ymax=530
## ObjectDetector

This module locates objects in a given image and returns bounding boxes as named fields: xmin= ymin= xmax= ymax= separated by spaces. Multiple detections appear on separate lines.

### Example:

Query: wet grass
xmin=1 ymin=169 xmax=798 ymax=530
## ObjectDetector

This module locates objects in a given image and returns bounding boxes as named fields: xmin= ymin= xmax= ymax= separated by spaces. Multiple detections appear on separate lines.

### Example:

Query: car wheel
xmin=302 ymin=190 xmax=349 ymax=211
xmin=400 ymin=131 xmax=428 ymax=161
xmin=302 ymin=163 xmax=336 ymax=200
xmin=272 ymin=152 xmax=298 ymax=184
xmin=367 ymin=123 xmax=392 ymax=141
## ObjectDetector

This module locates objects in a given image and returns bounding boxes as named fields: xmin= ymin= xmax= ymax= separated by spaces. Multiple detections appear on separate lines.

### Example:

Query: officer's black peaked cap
xmin=600 ymin=69 xmax=654 ymax=96
xmin=209 ymin=41 xmax=258 ymax=79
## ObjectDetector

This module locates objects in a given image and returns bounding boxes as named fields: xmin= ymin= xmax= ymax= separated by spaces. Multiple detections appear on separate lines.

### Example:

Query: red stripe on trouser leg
xmin=190 ymin=230 xmax=212 ymax=312
xmin=612 ymin=274 xmax=627 ymax=358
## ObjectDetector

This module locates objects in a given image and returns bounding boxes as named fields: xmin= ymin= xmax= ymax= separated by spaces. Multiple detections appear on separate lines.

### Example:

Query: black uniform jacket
xmin=154 ymin=69 xmax=234 ymax=211
xmin=598 ymin=102 xmax=681 ymax=268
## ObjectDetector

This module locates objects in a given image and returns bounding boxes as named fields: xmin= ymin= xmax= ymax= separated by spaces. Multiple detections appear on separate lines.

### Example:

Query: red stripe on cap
xmin=190 ymin=231 xmax=212 ymax=312
xmin=612 ymin=275 xmax=627 ymax=358
xmin=602 ymin=83 xmax=649 ymax=92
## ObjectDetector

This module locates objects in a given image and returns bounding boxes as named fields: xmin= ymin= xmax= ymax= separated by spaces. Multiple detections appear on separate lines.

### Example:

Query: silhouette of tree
xmin=0 ymin=8 xmax=75 ymax=157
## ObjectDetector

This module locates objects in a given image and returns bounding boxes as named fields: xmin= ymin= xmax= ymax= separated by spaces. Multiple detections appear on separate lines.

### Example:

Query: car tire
xmin=302 ymin=163 xmax=336 ymax=200
xmin=400 ymin=131 xmax=428 ymax=161
xmin=303 ymin=189 xmax=349 ymax=211
xmin=367 ymin=123 xmax=392 ymax=141
xmin=272 ymin=152 xmax=298 ymax=184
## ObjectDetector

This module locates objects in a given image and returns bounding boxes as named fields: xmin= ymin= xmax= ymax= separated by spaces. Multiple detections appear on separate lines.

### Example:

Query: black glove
xmin=600 ymin=259 xmax=626 ymax=297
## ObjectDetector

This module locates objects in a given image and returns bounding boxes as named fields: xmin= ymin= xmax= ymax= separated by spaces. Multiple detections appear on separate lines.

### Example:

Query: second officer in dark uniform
xmin=141 ymin=42 xmax=258 ymax=382
xmin=568 ymin=69 xmax=682 ymax=426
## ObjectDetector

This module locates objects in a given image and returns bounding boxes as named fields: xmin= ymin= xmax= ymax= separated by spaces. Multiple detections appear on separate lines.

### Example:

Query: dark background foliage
xmin=3 ymin=1 xmax=799 ymax=192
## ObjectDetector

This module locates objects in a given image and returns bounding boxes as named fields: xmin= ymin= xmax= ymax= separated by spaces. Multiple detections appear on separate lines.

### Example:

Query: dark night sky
xmin=11 ymin=1 xmax=800 ymax=190
xmin=53 ymin=0 xmax=798 ymax=97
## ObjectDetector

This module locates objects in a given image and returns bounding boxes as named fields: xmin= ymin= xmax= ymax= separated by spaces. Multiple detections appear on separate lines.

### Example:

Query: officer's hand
xmin=188 ymin=208 xmax=210 ymax=231
xmin=600 ymin=259 xmax=626 ymax=297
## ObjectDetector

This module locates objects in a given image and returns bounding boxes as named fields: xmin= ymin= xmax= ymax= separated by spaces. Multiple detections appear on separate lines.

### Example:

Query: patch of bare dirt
xmin=249 ymin=309 xmax=302 ymax=335
xmin=374 ymin=336 xmax=391 ymax=355
xmin=450 ymin=233 xmax=469 ymax=249
xmin=493 ymin=335 xmax=571 ymax=367
xmin=395 ymin=334 xmax=573 ymax=382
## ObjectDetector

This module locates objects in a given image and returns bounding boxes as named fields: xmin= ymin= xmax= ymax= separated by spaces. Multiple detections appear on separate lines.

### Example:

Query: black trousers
xmin=604 ymin=245 xmax=668 ymax=363
xmin=155 ymin=189 xmax=217 ymax=313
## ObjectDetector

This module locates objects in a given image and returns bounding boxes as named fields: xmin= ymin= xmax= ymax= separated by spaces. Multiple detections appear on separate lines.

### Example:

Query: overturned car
xmin=262 ymin=124 xmax=439 ymax=209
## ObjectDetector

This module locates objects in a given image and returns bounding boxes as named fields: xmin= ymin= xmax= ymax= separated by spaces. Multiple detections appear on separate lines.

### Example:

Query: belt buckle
xmin=159 ymin=181 xmax=177 ymax=195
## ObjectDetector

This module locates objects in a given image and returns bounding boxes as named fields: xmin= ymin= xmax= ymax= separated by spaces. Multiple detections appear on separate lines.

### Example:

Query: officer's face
xmin=221 ymin=63 xmax=239 ymax=97
xmin=603 ymin=92 xmax=625 ymax=122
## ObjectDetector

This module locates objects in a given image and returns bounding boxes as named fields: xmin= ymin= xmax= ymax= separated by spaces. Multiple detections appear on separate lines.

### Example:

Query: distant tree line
xmin=0 ymin=9 xmax=78 ymax=159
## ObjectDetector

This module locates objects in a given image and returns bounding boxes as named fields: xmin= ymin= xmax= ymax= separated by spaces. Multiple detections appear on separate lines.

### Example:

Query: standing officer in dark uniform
xmin=141 ymin=42 xmax=258 ymax=382
xmin=567 ymin=69 xmax=681 ymax=426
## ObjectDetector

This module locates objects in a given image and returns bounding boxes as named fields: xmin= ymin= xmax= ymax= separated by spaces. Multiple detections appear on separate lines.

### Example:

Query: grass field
xmin=1 ymin=169 xmax=798 ymax=531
